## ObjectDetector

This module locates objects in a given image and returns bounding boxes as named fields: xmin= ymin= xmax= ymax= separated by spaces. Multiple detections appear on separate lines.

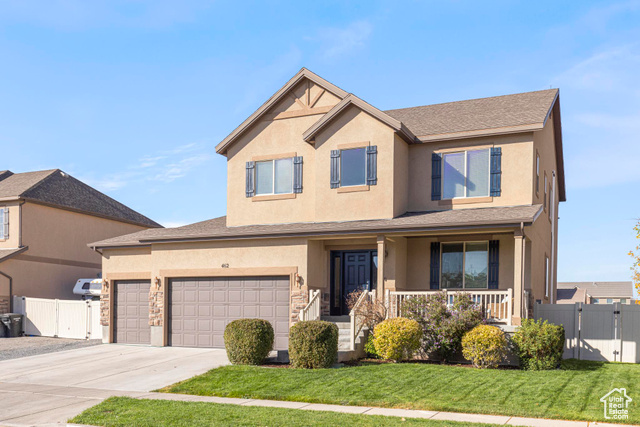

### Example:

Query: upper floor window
xmin=544 ymin=255 xmax=550 ymax=298
xmin=330 ymin=145 xmax=377 ymax=189
xmin=340 ymin=148 xmax=366 ymax=187
xmin=442 ymin=149 xmax=490 ymax=199
xmin=544 ymin=174 xmax=548 ymax=212
xmin=255 ymin=158 xmax=293 ymax=195
xmin=441 ymin=241 xmax=488 ymax=289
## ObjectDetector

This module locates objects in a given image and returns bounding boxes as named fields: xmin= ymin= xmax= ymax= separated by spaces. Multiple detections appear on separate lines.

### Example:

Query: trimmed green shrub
xmin=462 ymin=325 xmax=507 ymax=368
xmin=373 ymin=317 xmax=422 ymax=362
xmin=402 ymin=291 xmax=483 ymax=362
xmin=224 ymin=319 xmax=274 ymax=365
xmin=364 ymin=333 xmax=380 ymax=359
xmin=289 ymin=320 xmax=338 ymax=369
xmin=512 ymin=319 xmax=565 ymax=370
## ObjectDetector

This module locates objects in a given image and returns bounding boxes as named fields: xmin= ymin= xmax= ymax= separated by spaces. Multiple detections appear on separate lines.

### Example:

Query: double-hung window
xmin=442 ymin=149 xmax=490 ymax=199
xmin=441 ymin=241 xmax=489 ymax=289
xmin=544 ymin=256 xmax=550 ymax=298
xmin=255 ymin=158 xmax=293 ymax=195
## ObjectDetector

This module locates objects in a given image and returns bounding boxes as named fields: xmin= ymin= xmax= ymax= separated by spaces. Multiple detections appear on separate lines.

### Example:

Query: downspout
xmin=520 ymin=222 xmax=526 ymax=318
xmin=0 ymin=270 xmax=13 ymax=312
xmin=550 ymin=171 xmax=557 ymax=304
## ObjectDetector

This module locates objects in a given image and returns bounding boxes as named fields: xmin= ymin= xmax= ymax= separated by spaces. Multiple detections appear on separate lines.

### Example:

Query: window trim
xmin=253 ymin=157 xmax=294 ymax=196
xmin=441 ymin=149 xmax=491 ymax=200
xmin=543 ymin=173 xmax=548 ymax=212
xmin=338 ymin=146 xmax=368 ymax=188
xmin=440 ymin=240 xmax=489 ymax=290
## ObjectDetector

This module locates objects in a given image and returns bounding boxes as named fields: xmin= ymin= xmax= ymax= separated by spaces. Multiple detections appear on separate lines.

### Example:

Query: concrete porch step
xmin=321 ymin=315 xmax=350 ymax=323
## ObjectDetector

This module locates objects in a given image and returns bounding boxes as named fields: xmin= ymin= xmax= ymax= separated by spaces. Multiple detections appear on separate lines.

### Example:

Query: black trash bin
xmin=0 ymin=313 xmax=23 ymax=338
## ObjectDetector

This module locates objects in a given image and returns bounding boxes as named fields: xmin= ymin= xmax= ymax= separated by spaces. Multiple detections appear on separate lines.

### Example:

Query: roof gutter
xmin=128 ymin=220 xmax=532 ymax=246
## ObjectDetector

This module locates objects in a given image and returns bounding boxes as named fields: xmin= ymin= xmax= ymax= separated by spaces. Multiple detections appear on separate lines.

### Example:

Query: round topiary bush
xmin=224 ymin=319 xmax=274 ymax=365
xmin=462 ymin=325 xmax=507 ymax=368
xmin=373 ymin=317 xmax=422 ymax=362
xmin=289 ymin=320 xmax=338 ymax=369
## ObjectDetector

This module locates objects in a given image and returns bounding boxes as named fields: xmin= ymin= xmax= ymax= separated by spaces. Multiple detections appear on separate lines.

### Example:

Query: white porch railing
xmin=299 ymin=289 xmax=321 ymax=322
xmin=349 ymin=290 xmax=375 ymax=351
xmin=386 ymin=289 xmax=513 ymax=326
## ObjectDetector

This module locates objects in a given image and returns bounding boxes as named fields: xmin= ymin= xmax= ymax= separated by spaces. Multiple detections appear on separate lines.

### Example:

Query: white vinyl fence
xmin=535 ymin=302 xmax=640 ymax=363
xmin=12 ymin=296 xmax=102 ymax=340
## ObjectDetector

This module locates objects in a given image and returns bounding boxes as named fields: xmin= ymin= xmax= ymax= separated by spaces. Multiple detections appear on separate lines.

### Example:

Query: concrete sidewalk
xmin=0 ymin=381 xmax=632 ymax=427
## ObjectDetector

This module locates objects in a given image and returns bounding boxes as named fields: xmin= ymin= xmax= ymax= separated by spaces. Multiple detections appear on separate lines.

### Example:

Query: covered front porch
xmin=301 ymin=226 xmax=535 ymax=328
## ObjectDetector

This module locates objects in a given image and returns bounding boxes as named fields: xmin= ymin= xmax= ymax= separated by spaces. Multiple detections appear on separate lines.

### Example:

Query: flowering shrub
xmin=462 ymin=325 xmax=507 ymax=368
xmin=512 ymin=319 xmax=565 ymax=370
xmin=373 ymin=318 xmax=422 ymax=362
xmin=401 ymin=292 xmax=483 ymax=362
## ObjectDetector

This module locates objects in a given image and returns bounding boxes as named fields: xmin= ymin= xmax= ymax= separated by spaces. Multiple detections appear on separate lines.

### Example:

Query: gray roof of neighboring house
xmin=556 ymin=287 xmax=587 ymax=304
xmin=0 ymin=170 xmax=161 ymax=228
xmin=384 ymin=89 xmax=559 ymax=138
xmin=558 ymin=282 xmax=634 ymax=298
xmin=90 ymin=204 xmax=542 ymax=248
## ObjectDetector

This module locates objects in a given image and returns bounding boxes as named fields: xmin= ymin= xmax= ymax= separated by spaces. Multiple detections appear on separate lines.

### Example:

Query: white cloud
xmin=311 ymin=20 xmax=373 ymax=60
xmin=80 ymin=140 xmax=213 ymax=192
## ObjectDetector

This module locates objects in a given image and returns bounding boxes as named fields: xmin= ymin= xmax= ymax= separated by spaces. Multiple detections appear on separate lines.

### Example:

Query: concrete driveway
xmin=0 ymin=344 xmax=229 ymax=426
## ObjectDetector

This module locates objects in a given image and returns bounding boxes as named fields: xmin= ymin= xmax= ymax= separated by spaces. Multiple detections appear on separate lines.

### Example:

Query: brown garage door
xmin=114 ymin=280 xmax=151 ymax=345
xmin=169 ymin=276 xmax=290 ymax=350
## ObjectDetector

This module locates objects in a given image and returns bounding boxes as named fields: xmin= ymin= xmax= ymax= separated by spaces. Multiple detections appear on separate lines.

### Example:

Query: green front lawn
xmin=161 ymin=359 xmax=639 ymax=424
xmin=70 ymin=397 xmax=498 ymax=427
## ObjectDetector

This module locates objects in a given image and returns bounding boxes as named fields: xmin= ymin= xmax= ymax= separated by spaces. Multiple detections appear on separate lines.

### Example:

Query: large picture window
xmin=340 ymin=147 xmax=367 ymax=187
xmin=255 ymin=158 xmax=293 ymax=195
xmin=441 ymin=242 xmax=489 ymax=289
xmin=442 ymin=149 xmax=490 ymax=199
xmin=0 ymin=208 xmax=4 ymax=239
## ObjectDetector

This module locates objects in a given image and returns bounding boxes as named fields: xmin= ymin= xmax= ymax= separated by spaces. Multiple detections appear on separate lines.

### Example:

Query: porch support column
xmin=513 ymin=229 xmax=525 ymax=325
xmin=377 ymin=235 xmax=385 ymax=299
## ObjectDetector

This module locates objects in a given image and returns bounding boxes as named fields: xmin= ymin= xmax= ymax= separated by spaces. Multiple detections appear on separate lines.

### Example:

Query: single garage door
xmin=169 ymin=276 xmax=290 ymax=350
xmin=114 ymin=280 xmax=151 ymax=345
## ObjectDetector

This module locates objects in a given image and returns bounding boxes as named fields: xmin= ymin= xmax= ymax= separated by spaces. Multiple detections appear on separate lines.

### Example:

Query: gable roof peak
xmin=215 ymin=68 xmax=348 ymax=155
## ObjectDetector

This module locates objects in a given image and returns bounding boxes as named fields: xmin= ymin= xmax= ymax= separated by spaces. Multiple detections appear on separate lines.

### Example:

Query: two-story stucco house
xmin=91 ymin=68 xmax=565 ymax=351
xmin=0 ymin=169 xmax=161 ymax=313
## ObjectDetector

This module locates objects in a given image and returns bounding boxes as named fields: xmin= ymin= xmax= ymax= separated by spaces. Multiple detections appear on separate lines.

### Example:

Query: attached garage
xmin=169 ymin=276 xmax=290 ymax=350
xmin=114 ymin=280 xmax=151 ymax=345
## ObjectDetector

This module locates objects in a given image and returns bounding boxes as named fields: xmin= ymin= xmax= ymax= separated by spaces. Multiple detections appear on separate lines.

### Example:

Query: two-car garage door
xmin=169 ymin=276 xmax=290 ymax=350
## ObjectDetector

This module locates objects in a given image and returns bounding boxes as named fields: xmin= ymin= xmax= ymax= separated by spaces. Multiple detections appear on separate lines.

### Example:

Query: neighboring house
xmin=91 ymin=68 xmax=565 ymax=350
xmin=0 ymin=169 xmax=161 ymax=313
xmin=557 ymin=281 xmax=634 ymax=305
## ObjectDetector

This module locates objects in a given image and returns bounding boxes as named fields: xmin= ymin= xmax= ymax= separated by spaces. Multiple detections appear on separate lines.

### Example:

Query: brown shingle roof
xmin=90 ymin=204 xmax=542 ymax=248
xmin=0 ymin=170 xmax=161 ymax=228
xmin=558 ymin=282 xmax=634 ymax=299
xmin=384 ymin=89 xmax=558 ymax=138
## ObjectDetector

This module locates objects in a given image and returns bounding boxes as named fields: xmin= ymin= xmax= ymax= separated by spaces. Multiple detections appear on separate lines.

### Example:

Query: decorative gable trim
xmin=302 ymin=94 xmax=419 ymax=144
xmin=215 ymin=68 xmax=348 ymax=155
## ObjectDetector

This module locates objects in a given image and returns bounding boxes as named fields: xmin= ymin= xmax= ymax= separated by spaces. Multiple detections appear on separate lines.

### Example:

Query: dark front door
xmin=330 ymin=250 xmax=376 ymax=315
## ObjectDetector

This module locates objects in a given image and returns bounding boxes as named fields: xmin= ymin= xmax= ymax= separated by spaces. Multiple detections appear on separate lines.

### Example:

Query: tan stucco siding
xmin=0 ymin=258 xmax=100 ymax=299
xmin=225 ymin=80 xmax=341 ymax=227
xmin=103 ymin=238 xmax=310 ymax=285
xmin=528 ymin=115 xmax=559 ymax=304
xmin=21 ymin=202 xmax=148 ymax=264
xmin=407 ymin=133 xmax=535 ymax=212
xmin=393 ymin=134 xmax=409 ymax=217
xmin=313 ymin=106 xmax=397 ymax=222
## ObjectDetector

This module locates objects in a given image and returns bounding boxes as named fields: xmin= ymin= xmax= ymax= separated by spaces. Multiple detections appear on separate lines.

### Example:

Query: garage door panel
xmin=170 ymin=276 xmax=290 ymax=350
xmin=115 ymin=281 xmax=151 ymax=345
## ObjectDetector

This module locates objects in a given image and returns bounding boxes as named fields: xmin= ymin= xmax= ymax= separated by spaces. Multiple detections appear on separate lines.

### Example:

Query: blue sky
xmin=1 ymin=1 xmax=639 ymax=289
